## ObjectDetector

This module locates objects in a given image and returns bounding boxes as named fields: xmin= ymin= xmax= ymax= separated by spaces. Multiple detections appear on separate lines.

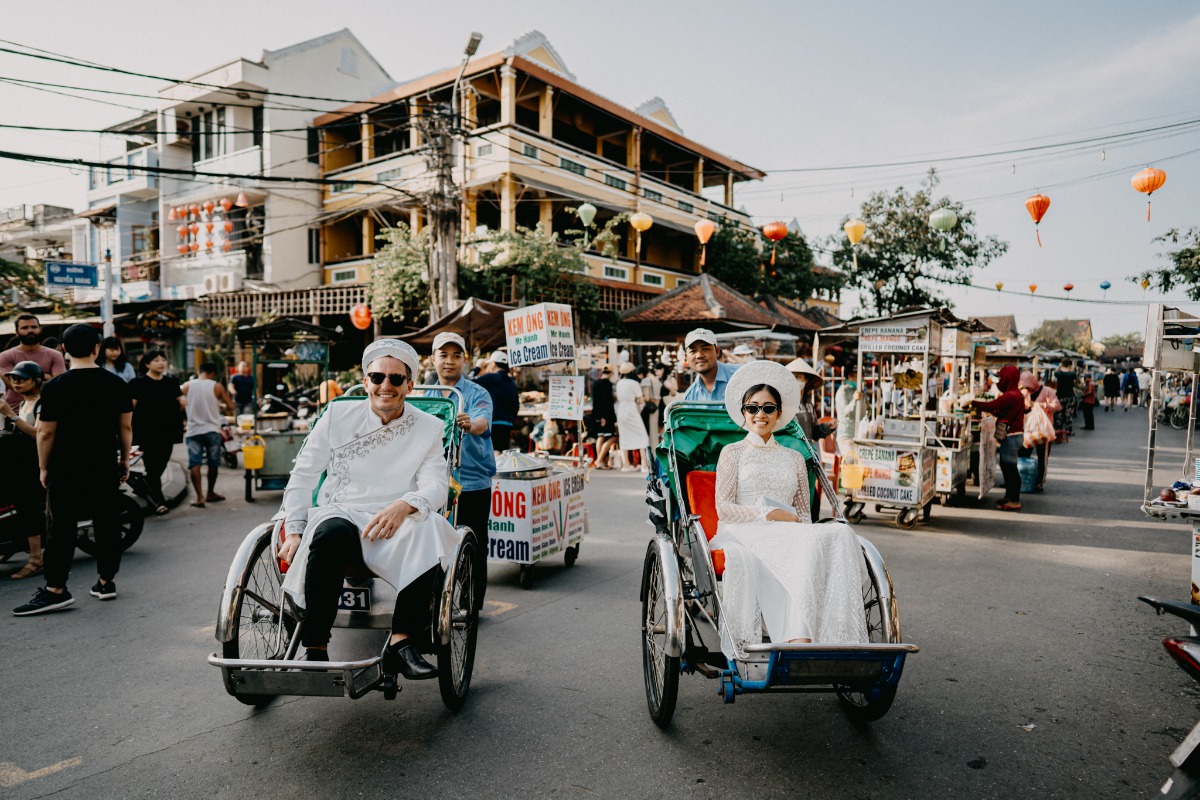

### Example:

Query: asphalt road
xmin=1 ymin=406 xmax=1197 ymax=799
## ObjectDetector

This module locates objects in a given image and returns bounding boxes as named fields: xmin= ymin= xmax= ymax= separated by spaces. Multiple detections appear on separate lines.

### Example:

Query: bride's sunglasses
xmin=367 ymin=372 xmax=409 ymax=387
xmin=741 ymin=403 xmax=780 ymax=415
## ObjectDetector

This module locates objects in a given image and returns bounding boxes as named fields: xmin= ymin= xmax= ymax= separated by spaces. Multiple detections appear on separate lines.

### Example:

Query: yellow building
xmin=313 ymin=31 xmax=765 ymax=311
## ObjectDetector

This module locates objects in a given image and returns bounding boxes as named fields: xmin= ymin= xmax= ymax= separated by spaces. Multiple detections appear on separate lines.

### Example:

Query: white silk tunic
xmin=279 ymin=400 xmax=461 ymax=609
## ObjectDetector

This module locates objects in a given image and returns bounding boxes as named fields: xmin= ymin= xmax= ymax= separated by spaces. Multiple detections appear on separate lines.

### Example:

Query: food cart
xmin=821 ymin=308 xmax=976 ymax=528
xmin=236 ymin=320 xmax=338 ymax=502
xmin=498 ymin=302 xmax=591 ymax=588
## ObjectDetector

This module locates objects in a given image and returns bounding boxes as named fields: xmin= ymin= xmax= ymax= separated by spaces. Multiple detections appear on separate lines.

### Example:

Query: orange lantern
xmin=223 ymin=220 xmax=234 ymax=234
xmin=694 ymin=219 xmax=716 ymax=267
xmin=1025 ymin=194 xmax=1050 ymax=247
xmin=203 ymin=200 xmax=215 ymax=215
xmin=177 ymin=244 xmax=188 ymax=255
xmin=189 ymin=204 xmax=200 ymax=217
xmin=176 ymin=225 xmax=188 ymax=239
xmin=205 ymin=221 xmax=214 ymax=233
xmin=1132 ymin=167 xmax=1166 ymax=221
xmin=189 ymin=242 xmax=199 ymax=252
xmin=1029 ymin=283 xmax=1037 ymax=294
xmin=222 ymin=241 xmax=232 ymax=252
xmin=235 ymin=192 xmax=249 ymax=208
xmin=1063 ymin=283 xmax=1074 ymax=296
xmin=167 ymin=207 xmax=177 ymax=222
xmin=629 ymin=211 xmax=653 ymax=254
xmin=205 ymin=239 xmax=214 ymax=249
xmin=188 ymin=222 xmax=199 ymax=235
xmin=762 ymin=220 xmax=788 ymax=266
xmin=220 ymin=197 xmax=233 ymax=213
xmin=995 ymin=281 xmax=1004 ymax=292
xmin=1141 ymin=278 xmax=1151 ymax=292
xmin=350 ymin=303 xmax=373 ymax=331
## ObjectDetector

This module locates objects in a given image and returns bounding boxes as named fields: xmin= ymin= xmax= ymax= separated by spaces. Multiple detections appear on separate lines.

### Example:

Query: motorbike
xmin=1140 ymin=595 xmax=1200 ymax=799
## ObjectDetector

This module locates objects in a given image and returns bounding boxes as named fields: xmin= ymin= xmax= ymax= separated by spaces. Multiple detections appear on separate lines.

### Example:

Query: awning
xmin=399 ymin=297 xmax=514 ymax=351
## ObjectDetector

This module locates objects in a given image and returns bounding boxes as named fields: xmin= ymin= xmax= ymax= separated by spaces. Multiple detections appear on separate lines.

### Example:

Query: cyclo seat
xmin=685 ymin=471 xmax=725 ymax=577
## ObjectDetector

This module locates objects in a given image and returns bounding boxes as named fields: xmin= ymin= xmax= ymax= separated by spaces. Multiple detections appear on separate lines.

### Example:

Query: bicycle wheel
xmin=641 ymin=540 xmax=679 ymax=727
xmin=221 ymin=527 xmax=294 ymax=706
xmin=437 ymin=532 xmax=478 ymax=712
xmin=837 ymin=550 xmax=898 ymax=722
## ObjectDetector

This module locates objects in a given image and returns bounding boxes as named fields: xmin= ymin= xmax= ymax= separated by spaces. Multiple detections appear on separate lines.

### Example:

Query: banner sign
xmin=45 ymin=261 xmax=99 ymax=288
xmin=859 ymin=324 xmax=928 ymax=354
xmin=488 ymin=470 xmax=586 ymax=564
xmin=548 ymin=376 xmax=585 ymax=420
xmin=503 ymin=303 xmax=576 ymax=366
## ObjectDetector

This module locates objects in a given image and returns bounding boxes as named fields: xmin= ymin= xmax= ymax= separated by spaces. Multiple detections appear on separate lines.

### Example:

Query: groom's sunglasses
xmin=367 ymin=372 xmax=409 ymax=387
xmin=742 ymin=403 xmax=780 ymax=415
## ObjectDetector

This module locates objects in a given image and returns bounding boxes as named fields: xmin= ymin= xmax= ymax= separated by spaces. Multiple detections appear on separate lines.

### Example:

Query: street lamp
xmin=452 ymin=33 xmax=484 ymax=127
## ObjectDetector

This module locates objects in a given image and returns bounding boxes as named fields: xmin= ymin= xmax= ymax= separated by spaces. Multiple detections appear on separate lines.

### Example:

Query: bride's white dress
xmin=708 ymin=432 xmax=869 ymax=658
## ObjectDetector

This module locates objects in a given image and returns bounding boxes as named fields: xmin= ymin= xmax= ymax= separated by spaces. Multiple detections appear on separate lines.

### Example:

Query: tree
xmin=371 ymin=224 xmax=431 ymax=325
xmin=1134 ymin=227 xmax=1200 ymax=298
xmin=1025 ymin=321 xmax=1090 ymax=353
xmin=0 ymin=257 xmax=64 ymax=320
xmin=829 ymin=170 xmax=1007 ymax=315
xmin=703 ymin=225 xmax=840 ymax=301
xmin=1101 ymin=331 xmax=1144 ymax=349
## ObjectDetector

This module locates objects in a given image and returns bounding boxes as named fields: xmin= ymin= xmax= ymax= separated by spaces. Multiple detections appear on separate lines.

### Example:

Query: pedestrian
xmin=1121 ymin=368 xmax=1139 ymax=412
xmin=1018 ymin=371 xmax=1059 ymax=493
xmin=130 ymin=350 xmax=185 ymax=515
xmin=1080 ymin=373 xmax=1098 ymax=430
xmin=589 ymin=365 xmax=618 ymax=469
xmin=974 ymin=365 xmax=1025 ymax=512
xmin=638 ymin=364 xmax=662 ymax=445
xmin=182 ymin=362 xmax=234 ymax=507
xmin=1137 ymin=367 xmax=1152 ymax=408
xmin=0 ymin=313 xmax=66 ymax=409
xmin=428 ymin=332 xmax=495 ymax=610
xmin=681 ymin=328 xmax=739 ymax=401
xmin=834 ymin=364 xmax=865 ymax=458
xmin=615 ymin=362 xmax=649 ymax=472
xmin=475 ymin=350 xmax=518 ymax=452
xmin=1102 ymin=368 xmax=1120 ymax=412
xmin=13 ymin=324 xmax=133 ymax=615
xmin=786 ymin=358 xmax=835 ymax=521
xmin=228 ymin=361 xmax=256 ymax=416
xmin=1054 ymin=360 xmax=1078 ymax=435
xmin=99 ymin=337 xmax=135 ymax=382
xmin=0 ymin=361 xmax=47 ymax=579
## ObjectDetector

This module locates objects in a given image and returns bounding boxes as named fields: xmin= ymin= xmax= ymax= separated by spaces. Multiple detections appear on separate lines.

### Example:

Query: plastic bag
xmin=1024 ymin=403 xmax=1055 ymax=447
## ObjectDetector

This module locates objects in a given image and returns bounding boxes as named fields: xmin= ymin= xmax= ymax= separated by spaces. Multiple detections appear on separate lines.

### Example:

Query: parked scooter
xmin=1140 ymin=595 xmax=1200 ymax=799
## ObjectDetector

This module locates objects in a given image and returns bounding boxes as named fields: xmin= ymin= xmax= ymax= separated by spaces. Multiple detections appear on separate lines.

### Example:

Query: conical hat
xmin=724 ymin=360 xmax=801 ymax=432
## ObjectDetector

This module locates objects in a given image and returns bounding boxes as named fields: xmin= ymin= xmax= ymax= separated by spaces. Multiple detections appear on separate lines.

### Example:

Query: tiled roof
xmin=972 ymin=315 xmax=1019 ymax=338
xmin=757 ymin=295 xmax=822 ymax=331
xmin=621 ymin=273 xmax=788 ymax=328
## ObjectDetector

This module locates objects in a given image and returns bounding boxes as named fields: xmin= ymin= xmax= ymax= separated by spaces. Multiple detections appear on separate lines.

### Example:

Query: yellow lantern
xmin=844 ymin=218 xmax=866 ymax=270
xmin=630 ymin=211 xmax=653 ymax=254
xmin=1141 ymin=278 xmax=1151 ymax=292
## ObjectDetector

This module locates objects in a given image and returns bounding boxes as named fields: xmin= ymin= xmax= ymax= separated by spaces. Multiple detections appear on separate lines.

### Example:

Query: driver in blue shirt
xmin=681 ymin=328 xmax=739 ymax=402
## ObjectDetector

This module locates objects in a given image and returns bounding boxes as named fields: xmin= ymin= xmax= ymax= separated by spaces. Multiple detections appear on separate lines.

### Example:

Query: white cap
xmin=489 ymin=349 xmax=508 ymax=364
xmin=618 ymin=362 xmax=636 ymax=374
xmin=362 ymin=339 xmax=420 ymax=382
xmin=684 ymin=328 xmax=718 ymax=349
xmin=432 ymin=332 xmax=467 ymax=353
xmin=731 ymin=344 xmax=755 ymax=356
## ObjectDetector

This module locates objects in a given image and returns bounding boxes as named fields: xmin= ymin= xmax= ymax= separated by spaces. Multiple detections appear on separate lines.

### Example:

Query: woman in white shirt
xmin=615 ymin=362 xmax=649 ymax=472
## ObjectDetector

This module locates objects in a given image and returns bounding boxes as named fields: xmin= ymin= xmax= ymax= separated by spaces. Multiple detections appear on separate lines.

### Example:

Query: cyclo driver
xmin=277 ymin=339 xmax=461 ymax=679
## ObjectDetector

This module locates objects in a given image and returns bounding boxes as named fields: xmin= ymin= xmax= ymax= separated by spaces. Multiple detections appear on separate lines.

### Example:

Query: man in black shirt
xmin=13 ymin=324 xmax=133 ymax=616
xmin=589 ymin=365 xmax=617 ymax=469
xmin=475 ymin=350 xmax=519 ymax=451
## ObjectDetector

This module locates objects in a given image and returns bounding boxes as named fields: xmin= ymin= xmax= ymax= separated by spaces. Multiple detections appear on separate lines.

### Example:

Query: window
xmin=522 ymin=143 xmax=539 ymax=158
xmin=331 ymin=268 xmax=358 ymax=284
xmin=194 ymin=106 xmax=228 ymax=161
xmin=477 ymin=143 xmax=492 ymax=157
xmin=330 ymin=181 xmax=355 ymax=194
xmin=707 ymin=211 xmax=723 ymax=223
xmin=307 ymin=229 xmax=320 ymax=264
xmin=307 ymin=127 xmax=320 ymax=164
xmin=677 ymin=200 xmax=694 ymax=213
xmin=642 ymin=187 xmax=663 ymax=203
xmin=675 ymin=278 xmax=692 ymax=288
xmin=604 ymin=174 xmax=627 ymax=191
xmin=603 ymin=264 xmax=629 ymax=281
xmin=378 ymin=167 xmax=403 ymax=182
xmin=559 ymin=157 xmax=586 ymax=176
xmin=253 ymin=106 xmax=264 ymax=149
xmin=641 ymin=272 xmax=664 ymax=287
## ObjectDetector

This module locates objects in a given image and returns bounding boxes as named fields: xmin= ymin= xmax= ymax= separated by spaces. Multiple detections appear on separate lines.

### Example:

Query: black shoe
xmin=383 ymin=641 xmax=438 ymax=680
xmin=90 ymin=580 xmax=117 ymax=600
xmin=13 ymin=587 xmax=74 ymax=616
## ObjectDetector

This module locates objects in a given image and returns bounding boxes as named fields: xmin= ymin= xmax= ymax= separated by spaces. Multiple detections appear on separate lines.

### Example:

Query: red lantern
xmin=205 ymin=239 xmax=214 ymax=249
xmin=762 ymin=220 xmax=788 ymax=265
xmin=220 ymin=197 xmax=233 ymax=213
xmin=189 ymin=242 xmax=199 ymax=252
xmin=350 ymin=303 xmax=372 ymax=331
xmin=189 ymin=204 xmax=200 ymax=217
xmin=1025 ymin=194 xmax=1050 ymax=247
xmin=1132 ymin=167 xmax=1166 ymax=221
xmin=694 ymin=219 xmax=716 ymax=267
xmin=188 ymin=222 xmax=199 ymax=235
xmin=223 ymin=220 xmax=234 ymax=234
xmin=176 ymin=225 xmax=188 ymax=239
xmin=205 ymin=221 xmax=214 ymax=233
xmin=1063 ymin=283 xmax=1074 ymax=295
xmin=203 ymin=200 xmax=215 ymax=215
xmin=177 ymin=244 xmax=188 ymax=255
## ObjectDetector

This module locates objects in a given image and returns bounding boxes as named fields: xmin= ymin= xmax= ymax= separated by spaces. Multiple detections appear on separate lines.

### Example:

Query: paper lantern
xmin=222 ymin=241 xmax=232 ymax=252
xmin=176 ymin=225 xmax=188 ymax=239
xmin=1100 ymin=280 xmax=1111 ymax=297
xmin=203 ymin=200 xmax=215 ymax=215
xmin=205 ymin=239 xmax=213 ymax=249
xmin=167 ymin=207 xmax=177 ymax=222
xmin=235 ymin=192 xmax=249 ymax=208
xmin=177 ymin=244 xmax=188 ymax=255
xmin=995 ymin=281 xmax=1004 ymax=292
xmin=205 ymin=221 xmax=214 ymax=234
xmin=1063 ymin=283 xmax=1074 ymax=295
xmin=694 ymin=219 xmax=716 ymax=267
xmin=189 ymin=204 xmax=200 ymax=217
xmin=1132 ymin=167 xmax=1166 ymax=221
xmin=350 ymin=303 xmax=373 ymax=331
xmin=629 ymin=211 xmax=653 ymax=254
xmin=1141 ymin=278 xmax=1151 ymax=292
xmin=1029 ymin=284 xmax=1037 ymax=294
xmin=224 ymin=220 xmax=234 ymax=234
xmin=929 ymin=207 xmax=957 ymax=231
xmin=189 ymin=242 xmax=199 ymax=252
xmin=220 ymin=197 xmax=233 ymax=213
xmin=188 ymin=222 xmax=199 ymax=235
xmin=844 ymin=218 xmax=865 ymax=270
xmin=1025 ymin=194 xmax=1050 ymax=247
xmin=762 ymin=220 xmax=788 ymax=266
xmin=576 ymin=202 xmax=597 ymax=228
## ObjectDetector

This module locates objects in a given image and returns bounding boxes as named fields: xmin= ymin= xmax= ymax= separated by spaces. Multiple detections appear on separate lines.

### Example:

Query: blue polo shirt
xmin=433 ymin=375 xmax=495 ymax=492
xmin=682 ymin=362 xmax=740 ymax=402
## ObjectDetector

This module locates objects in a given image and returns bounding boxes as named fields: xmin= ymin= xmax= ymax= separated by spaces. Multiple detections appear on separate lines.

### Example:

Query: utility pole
xmin=421 ymin=104 xmax=458 ymax=321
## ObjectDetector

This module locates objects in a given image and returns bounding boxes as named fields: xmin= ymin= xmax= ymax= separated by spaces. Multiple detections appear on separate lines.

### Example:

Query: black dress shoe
xmin=383 ymin=641 xmax=438 ymax=680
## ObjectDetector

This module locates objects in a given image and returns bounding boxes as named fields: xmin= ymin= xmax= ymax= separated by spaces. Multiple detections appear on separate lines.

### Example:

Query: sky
xmin=1 ymin=0 xmax=1198 ymax=339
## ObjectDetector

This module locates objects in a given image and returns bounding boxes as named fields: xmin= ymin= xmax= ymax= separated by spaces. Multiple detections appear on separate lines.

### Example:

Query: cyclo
xmin=640 ymin=402 xmax=918 ymax=726
xmin=207 ymin=388 xmax=479 ymax=711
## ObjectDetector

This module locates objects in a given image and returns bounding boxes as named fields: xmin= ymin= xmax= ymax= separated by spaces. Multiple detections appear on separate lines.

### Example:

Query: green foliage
xmin=1025 ymin=321 xmax=1090 ymax=353
xmin=0 ymin=257 xmax=65 ymax=320
xmin=1101 ymin=331 xmax=1144 ymax=349
xmin=371 ymin=224 xmax=431 ymax=324
xmin=703 ymin=226 xmax=761 ymax=294
xmin=703 ymin=225 xmax=840 ymax=301
xmin=1134 ymin=227 xmax=1200 ymax=298
xmin=830 ymin=170 xmax=1007 ymax=315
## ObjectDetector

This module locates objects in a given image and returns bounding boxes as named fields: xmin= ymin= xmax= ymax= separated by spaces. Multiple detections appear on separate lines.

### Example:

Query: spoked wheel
xmin=76 ymin=493 xmax=144 ymax=555
xmin=1171 ymin=407 xmax=1188 ymax=430
xmin=222 ymin=528 xmax=294 ymax=707
xmin=437 ymin=532 xmax=478 ymax=713
xmin=641 ymin=541 xmax=679 ymax=727
xmin=837 ymin=550 xmax=898 ymax=722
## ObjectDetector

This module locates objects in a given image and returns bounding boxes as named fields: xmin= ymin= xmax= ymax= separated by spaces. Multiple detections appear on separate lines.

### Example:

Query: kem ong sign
xmin=503 ymin=303 xmax=576 ymax=367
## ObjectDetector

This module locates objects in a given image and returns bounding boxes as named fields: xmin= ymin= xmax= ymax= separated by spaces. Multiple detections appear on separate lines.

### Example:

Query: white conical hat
xmin=724 ymin=360 xmax=801 ymax=432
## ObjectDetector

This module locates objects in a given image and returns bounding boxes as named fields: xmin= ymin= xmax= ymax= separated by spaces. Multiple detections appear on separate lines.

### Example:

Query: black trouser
xmin=43 ymin=477 xmax=122 ymax=589
xmin=491 ymin=424 xmax=512 ymax=452
xmin=1081 ymin=402 xmax=1095 ymax=429
xmin=301 ymin=517 xmax=440 ymax=648
xmin=456 ymin=488 xmax=491 ymax=608
xmin=139 ymin=440 xmax=175 ymax=507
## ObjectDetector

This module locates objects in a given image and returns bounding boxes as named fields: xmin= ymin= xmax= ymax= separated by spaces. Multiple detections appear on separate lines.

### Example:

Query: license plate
xmin=337 ymin=586 xmax=371 ymax=612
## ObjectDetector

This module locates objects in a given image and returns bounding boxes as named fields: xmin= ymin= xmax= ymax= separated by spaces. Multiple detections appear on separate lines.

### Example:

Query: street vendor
xmin=833 ymin=364 xmax=864 ymax=458
xmin=428 ymin=331 xmax=496 ymax=611
xmin=681 ymin=328 xmax=739 ymax=402
xmin=277 ymin=339 xmax=460 ymax=679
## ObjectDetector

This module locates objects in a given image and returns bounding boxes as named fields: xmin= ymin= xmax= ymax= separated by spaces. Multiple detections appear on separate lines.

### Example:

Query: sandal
xmin=190 ymin=501 xmax=206 ymax=508
xmin=10 ymin=556 xmax=43 ymax=580
xmin=155 ymin=505 xmax=170 ymax=516
xmin=207 ymin=493 xmax=226 ymax=503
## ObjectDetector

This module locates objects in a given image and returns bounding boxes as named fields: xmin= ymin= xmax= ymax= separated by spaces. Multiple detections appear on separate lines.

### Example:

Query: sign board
xmin=548 ymin=376 xmax=585 ymax=420
xmin=977 ymin=416 xmax=997 ymax=499
xmin=488 ymin=470 xmax=586 ymax=564
xmin=45 ymin=261 xmax=99 ymax=288
xmin=503 ymin=302 xmax=576 ymax=367
xmin=855 ymin=445 xmax=921 ymax=505
xmin=859 ymin=324 xmax=928 ymax=354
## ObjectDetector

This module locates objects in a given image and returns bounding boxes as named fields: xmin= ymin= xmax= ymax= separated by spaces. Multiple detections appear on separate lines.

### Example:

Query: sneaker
xmin=13 ymin=587 xmax=74 ymax=616
xmin=90 ymin=580 xmax=117 ymax=600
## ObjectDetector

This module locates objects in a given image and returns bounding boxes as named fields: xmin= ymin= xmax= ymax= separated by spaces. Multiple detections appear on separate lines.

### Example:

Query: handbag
xmin=1024 ymin=403 xmax=1055 ymax=447
xmin=993 ymin=419 xmax=1009 ymax=444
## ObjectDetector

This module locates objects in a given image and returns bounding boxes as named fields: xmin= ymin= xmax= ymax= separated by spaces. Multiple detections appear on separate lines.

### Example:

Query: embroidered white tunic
xmin=709 ymin=432 xmax=868 ymax=658
xmin=279 ymin=400 xmax=461 ymax=609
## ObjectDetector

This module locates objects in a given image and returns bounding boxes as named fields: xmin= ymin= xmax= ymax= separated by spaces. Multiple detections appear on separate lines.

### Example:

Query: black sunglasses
xmin=367 ymin=372 xmax=409 ymax=387
xmin=742 ymin=403 xmax=780 ymax=415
